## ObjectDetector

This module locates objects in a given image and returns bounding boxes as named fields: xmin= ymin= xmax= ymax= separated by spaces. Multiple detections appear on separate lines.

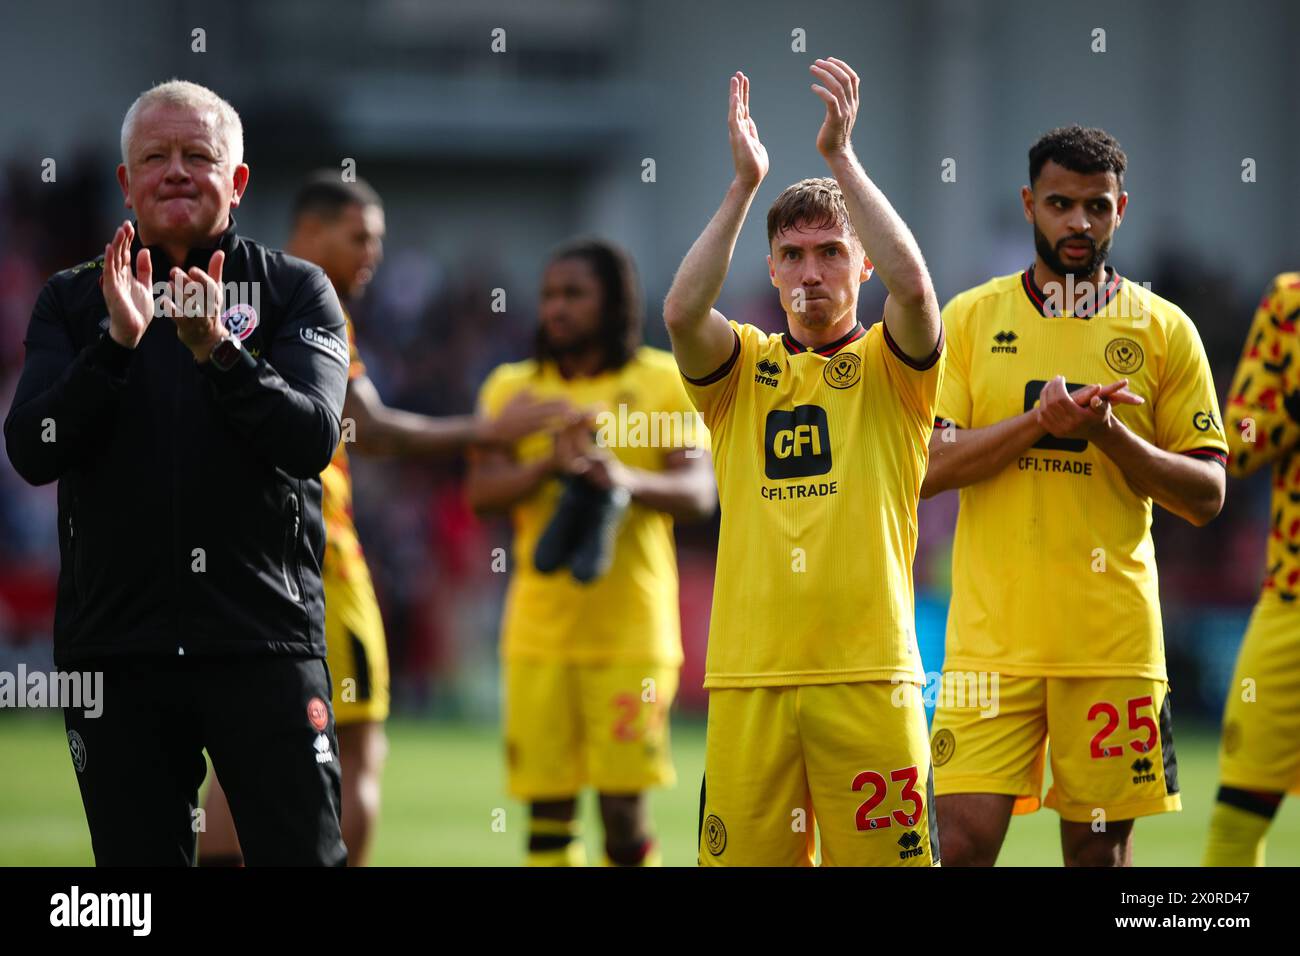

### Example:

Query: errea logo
xmin=754 ymin=358 xmax=781 ymax=387
xmin=991 ymin=331 xmax=1018 ymax=354
xmin=897 ymin=831 xmax=924 ymax=860
xmin=1131 ymin=757 xmax=1156 ymax=784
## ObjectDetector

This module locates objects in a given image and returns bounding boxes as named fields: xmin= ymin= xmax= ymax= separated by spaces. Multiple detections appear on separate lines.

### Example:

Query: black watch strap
xmin=209 ymin=335 xmax=243 ymax=371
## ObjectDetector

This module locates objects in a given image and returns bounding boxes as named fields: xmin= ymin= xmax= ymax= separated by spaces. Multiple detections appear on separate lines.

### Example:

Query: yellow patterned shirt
xmin=319 ymin=311 xmax=369 ymax=584
xmin=1225 ymin=272 xmax=1300 ymax=603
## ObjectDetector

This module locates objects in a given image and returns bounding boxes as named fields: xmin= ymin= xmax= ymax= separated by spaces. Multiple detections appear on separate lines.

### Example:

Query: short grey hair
xmin=120 ymin=80 xmax=244 ymax=167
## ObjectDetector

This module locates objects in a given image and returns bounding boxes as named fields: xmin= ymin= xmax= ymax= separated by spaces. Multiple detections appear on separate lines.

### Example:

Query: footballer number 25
xmin=1088 ymin=696 xmax=1157 ymax=759
xmin=853 ymin=765 xmax=923 ymax=830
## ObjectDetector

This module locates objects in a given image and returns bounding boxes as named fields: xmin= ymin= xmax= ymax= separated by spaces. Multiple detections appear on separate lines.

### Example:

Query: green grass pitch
xmin=1 ymin=714 xmax=1296 ymax=866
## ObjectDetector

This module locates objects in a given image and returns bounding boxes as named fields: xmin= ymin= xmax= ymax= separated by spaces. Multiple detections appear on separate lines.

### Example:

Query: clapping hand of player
xmin=479 ymin=391 xmax=580 ymax=447
xmin=1037 ymin=375 xmax=1144 ymax=442
xmin=101 ymin=221 xmax=156 ymax=349
xmin=159 ymin=251 xmax=229 ymax=361
xmin=728 ymin=71 xmax=768 ymax=190
xmin=548 ymin=415 xmax=632 ymax=491
xmin=809 ymin=57 xmax=859 ymax=160
xmin=547 ymin=416 xmax=596 ymax=475
xmin=571 ymin=442 xmax=633 ymax=493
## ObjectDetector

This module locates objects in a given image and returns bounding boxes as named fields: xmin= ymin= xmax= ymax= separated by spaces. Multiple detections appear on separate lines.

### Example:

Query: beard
xmin=1033 ymin=223 xmax=1111 ymax=278
xmin=541 ymin=324 xmax=601 ymax=357
xmin=790 ymin=291 xmax=843 ymax=331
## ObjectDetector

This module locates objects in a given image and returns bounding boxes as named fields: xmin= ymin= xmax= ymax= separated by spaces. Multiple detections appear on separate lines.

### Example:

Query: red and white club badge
xmin=220 ymin=303 xmax=259 ymax=340
xmin=307 ymin=697 xmax=329 ymax=732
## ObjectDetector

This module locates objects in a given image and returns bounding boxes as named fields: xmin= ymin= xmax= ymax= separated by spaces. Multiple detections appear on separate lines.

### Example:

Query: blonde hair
xmin=120 ymin=80 xmax=244 ymax=167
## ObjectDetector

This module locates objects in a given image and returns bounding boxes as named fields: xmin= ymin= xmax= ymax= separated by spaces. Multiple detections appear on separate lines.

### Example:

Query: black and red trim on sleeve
xmin=1181 ymin=446 xmax=1228 ymax=468
xmin=883 ymin=321 xmax=945 ymax=371
xmin=1021 ymin=263 xmax=1123 ymax=318
xmin=682 ymin=328 xmax=741 ymax=386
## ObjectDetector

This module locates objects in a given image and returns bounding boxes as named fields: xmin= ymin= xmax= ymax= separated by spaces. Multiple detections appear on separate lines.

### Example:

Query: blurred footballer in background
xmin=200 ymin=173 xmax=568 ymax=866
xmin=468 ymin=238 xmax=715 ymax=866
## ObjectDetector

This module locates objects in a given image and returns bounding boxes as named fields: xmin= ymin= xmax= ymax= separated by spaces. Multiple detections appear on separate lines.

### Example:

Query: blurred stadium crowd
xmin=0 ymin=149 xmax=1278 ymax=721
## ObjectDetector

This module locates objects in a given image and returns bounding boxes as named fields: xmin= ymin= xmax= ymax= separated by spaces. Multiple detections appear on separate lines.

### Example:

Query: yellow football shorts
xmin=502 ymin=658 xmax=678 ymax=800
xmin=323 ymin=564 xmax=391 ymax=726
xmin=1217 ymin=596 xmax=1300 ymax=795
xmin=699 ymin=681 xmax=938 ymax=867
xmin=930 ymin=673 xmax=1180 ymax=822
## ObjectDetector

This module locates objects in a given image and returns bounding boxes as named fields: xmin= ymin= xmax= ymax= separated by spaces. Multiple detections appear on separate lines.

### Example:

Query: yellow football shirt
xmin=937 ymin=268 xmax=1229 ymax=680
xmin=1224 ymin=272 xmax=1300 ymax=603
xmin=477 ymin=347 xmax=706 ymax=666
xmin=681 ymin=318 xmax=943 ymax=688
xmin=320 ymin=311 xmax=370 ymax=585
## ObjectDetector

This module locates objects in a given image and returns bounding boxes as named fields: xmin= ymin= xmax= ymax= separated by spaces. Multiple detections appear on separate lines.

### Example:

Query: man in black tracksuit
xmin=3 ymin=81 xmax=350 ymax=865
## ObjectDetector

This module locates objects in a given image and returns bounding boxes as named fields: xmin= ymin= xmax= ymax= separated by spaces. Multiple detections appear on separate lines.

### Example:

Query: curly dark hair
xmin=534 ymin=237 xmax=643 ymax=372
xmin=1028 ymin=126 xmax=1127 ymax=189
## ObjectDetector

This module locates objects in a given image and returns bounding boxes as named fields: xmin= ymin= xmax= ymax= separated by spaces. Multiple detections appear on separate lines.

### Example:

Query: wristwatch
xmin=208 ymin=333 xmax=243 ymax=371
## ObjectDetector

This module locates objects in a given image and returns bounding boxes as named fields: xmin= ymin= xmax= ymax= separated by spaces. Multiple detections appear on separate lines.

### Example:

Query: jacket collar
xmin=129 ymin=214 xmax=239 ymax=273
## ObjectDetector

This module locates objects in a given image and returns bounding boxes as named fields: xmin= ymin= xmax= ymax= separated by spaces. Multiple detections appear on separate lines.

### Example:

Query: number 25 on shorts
xmin=1088 ymin=696 xmax=1157 ymax=759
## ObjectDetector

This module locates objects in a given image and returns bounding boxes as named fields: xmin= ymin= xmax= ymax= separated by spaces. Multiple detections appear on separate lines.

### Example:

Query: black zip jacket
xmin=3 ymin=218 xmax=349 ymax=667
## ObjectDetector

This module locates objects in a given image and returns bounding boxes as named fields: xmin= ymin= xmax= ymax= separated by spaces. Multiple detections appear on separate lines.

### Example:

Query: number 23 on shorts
xmin=853 ymin=765 xmax=924 ymax=830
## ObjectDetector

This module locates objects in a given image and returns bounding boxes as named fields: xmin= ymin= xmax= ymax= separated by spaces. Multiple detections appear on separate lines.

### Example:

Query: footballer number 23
xmin=853 ymin=765 xmax=923 ymax=830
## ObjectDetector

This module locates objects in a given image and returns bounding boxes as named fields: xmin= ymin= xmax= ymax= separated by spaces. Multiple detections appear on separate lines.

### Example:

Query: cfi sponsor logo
xmin=764 ymin=405 xmax=832 ymax=479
